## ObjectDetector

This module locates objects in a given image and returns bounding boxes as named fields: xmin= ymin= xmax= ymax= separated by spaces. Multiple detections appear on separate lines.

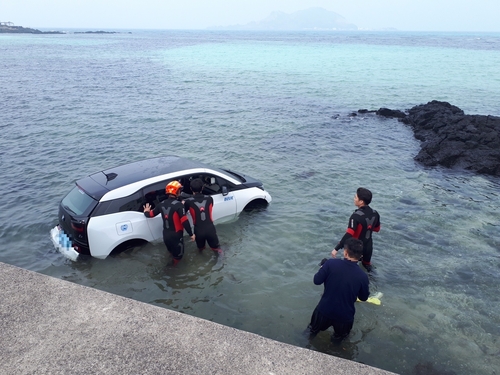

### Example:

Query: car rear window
xmin=61 ymin=186 xmax=97 ymax=216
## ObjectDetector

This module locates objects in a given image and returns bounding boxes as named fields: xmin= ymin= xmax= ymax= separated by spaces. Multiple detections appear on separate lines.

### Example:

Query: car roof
xmin=76 ymin=155 xmax=224 ymax=200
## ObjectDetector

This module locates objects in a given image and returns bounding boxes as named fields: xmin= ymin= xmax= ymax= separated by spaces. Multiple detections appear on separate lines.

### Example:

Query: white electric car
xmin=50 ymin=156 xmax=272 ymax=260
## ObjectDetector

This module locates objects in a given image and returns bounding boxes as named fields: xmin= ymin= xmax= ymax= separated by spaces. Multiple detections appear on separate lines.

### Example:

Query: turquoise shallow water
xmin=1 ymin=30 xmax=499 ymax=375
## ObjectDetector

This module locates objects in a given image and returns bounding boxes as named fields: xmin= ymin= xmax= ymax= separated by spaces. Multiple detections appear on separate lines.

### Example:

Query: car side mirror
xmin=221 ymin=186 xmax=228 ymax=196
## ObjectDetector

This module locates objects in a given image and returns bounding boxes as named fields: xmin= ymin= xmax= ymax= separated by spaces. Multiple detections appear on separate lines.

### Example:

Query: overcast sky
xmin=3 ymin=0 xmax=499 ymax=32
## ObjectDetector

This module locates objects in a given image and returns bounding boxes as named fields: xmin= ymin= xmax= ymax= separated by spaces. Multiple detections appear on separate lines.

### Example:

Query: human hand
xmin=331 ymin=249 xmax=338 ymax=258
xmin=318 ymin=258 xmax=328 ymax=267
xmin=143 ymin=203 xmax=151 ymax=212
xmin=190 ymin=234 xmax=195 ymax=242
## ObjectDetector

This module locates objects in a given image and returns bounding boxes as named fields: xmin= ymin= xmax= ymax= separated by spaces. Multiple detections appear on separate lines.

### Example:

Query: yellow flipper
xmin=357 ymin=292 xmax=383 ymax=305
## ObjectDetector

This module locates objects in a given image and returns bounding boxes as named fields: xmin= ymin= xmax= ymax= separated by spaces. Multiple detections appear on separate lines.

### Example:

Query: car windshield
xmin=222 ymin=169 xmax=246 ymax=182
xmin=61 ymin=186 xmax=97 ymax=216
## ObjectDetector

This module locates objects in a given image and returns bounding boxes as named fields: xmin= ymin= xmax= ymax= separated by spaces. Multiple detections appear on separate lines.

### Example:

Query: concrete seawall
xmin=0 ymin=262 xmax=396 ymax=375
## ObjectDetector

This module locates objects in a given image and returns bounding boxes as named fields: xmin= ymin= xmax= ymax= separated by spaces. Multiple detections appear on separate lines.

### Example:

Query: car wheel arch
xmin=242 ymin=198 xmax=269 ymax=212
xmin=108 ymin=238 xmax=149 ymax=256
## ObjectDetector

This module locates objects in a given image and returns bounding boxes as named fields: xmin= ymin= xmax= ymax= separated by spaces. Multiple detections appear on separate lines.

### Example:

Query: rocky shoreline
xmin=373 ymin=101 xmax=500 ymax=177
xmin=0 ymin=23 xmax=127 ymax=34
xmin=0 ymin=24 xmax=63 ymax=34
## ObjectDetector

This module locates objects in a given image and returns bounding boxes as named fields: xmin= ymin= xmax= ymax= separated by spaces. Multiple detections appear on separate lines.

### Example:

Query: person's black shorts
xmin=308 ymin=307 xmax=353 ymax=341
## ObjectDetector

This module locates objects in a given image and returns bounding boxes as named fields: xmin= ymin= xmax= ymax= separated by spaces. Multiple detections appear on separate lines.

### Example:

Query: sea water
xmin=0 ymin=30 xmax=499 ymax=375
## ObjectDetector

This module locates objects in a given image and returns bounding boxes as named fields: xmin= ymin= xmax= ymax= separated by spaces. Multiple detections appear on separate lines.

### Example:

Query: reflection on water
xmin=149 ymin=250 xmax=225 ymax=310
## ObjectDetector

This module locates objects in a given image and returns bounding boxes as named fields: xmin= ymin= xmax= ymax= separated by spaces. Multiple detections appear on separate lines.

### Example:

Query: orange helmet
xmin=165 ymin=181 xmax=182 ymax=195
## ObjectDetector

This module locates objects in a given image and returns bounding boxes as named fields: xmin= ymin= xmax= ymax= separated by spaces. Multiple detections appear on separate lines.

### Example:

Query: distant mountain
xmin=210 ymin=7 xmax=357 ymax=31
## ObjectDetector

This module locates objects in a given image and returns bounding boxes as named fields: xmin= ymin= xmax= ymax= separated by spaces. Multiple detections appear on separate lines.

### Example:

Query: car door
xmin=203 ymin=174 xmax=237 ymax=223
xmin=87 ymin=191 xmax=152 ymax=259
xmin=141 ymin=180 xmax=170 ymax=241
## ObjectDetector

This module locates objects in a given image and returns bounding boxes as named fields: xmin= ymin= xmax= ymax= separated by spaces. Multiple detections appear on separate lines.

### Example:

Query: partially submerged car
xmin=50 ymin=156 xmax=272 ymax=260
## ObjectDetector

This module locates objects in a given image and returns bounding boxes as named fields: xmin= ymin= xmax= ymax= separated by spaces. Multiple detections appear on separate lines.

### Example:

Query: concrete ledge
xmin=0 ymin=262 xmax=396 ymax=375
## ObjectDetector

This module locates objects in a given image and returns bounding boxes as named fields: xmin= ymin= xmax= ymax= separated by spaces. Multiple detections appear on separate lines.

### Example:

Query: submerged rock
xmin=378 ymin=101 xmax=500 ymax=176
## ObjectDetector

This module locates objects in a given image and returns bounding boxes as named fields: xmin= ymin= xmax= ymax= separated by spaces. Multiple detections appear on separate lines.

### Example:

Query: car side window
xmin=218 ymin=176 xmax=236 ymax=190
xmin=177 ymin=175 xmax=195 ymax=196
xmin=118 ymin=192 xmax=144 ymax=212
xmin=200 ymin=175 xmax=218 ymax=195
xmin=174 ymin=174 xmax=204 ymax=195
xmin=95 ymin=192 xmax=143 ymax=215
xmin=164 ymin=174 xmax=236 ymax=196
xmin=199 ymin=174 xmax=236 ymax=195
xmin=142 ymin=180 xmax=171 ymax=207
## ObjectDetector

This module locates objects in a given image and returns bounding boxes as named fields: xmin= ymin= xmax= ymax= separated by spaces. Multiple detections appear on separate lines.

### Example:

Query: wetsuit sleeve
xmin=144 ymin=205 xmax=161 ymax=218
xmin=334 ymin=213 xmax=361 ymax=250
xmin=357 ymin=275 xmax=370 ymax=302
xmin=208 ymin=196 xmax=214 ymax=222
xmin=183 ymin=199 xmax=191 ymax=215
xmin=373 ymin=211 xmax=381 ymax=232
xmin=313 ymin=262 xmax=329 ymax=285
xmin=177 ymin=205 xmax=193 ymax=236
xmin=184 ymin=199 xmax=196 ymax=226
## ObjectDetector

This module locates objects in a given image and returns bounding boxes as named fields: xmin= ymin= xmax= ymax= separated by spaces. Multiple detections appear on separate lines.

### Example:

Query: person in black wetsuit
xmin=307 ymin=238 xmax=369 ymax=342
xmin=143 ymin=180 xmax=195 ymax=266
xmin=183 ymin=178 xmax=222 ymax=255
xmin=332 ymin=187 xmax=381 ymax=272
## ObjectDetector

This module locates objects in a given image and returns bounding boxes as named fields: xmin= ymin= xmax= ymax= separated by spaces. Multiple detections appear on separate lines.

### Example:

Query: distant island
xmin=74 ymin=31 xmax=129 ymax=34
xmin=0 ymin=22 xmax=129 ymax=34
xmin=210 ymin=7 xmax=357 ymax=31
xmin=0 ymin=22 xmax=63 ymax=34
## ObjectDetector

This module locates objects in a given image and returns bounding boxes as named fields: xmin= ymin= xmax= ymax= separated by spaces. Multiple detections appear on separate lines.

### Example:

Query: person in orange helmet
xmin=143 ymin=180 xmax=195 ymax=266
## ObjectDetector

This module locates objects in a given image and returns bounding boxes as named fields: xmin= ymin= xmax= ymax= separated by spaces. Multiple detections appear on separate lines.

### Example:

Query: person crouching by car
xmin=143 ymin=180 xmax=195 ymax=266
xmin=307 ymin=238 xmax=369 ymax=343
xmin=183 ymin=178 xmax=223 ymax=256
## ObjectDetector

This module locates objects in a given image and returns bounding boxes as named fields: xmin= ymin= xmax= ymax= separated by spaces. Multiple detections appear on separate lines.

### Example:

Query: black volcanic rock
xmin=74 ymin=31 xmax=123 ymax=34
xmin=376 ymin=108 xmax=406 ymax=119
xmin=396 ymin=101 xmax=500 ymax=176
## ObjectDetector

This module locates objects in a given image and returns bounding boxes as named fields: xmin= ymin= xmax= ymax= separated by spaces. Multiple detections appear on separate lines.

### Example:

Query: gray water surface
xmin=1 ymin=30 xmax=499 ymax=375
